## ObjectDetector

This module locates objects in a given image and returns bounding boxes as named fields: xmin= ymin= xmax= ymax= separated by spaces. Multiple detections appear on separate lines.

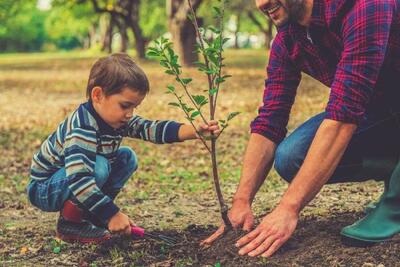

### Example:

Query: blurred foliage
xmin=0 ymin=0 xmax=270 ymax=53
xmin=0 ymin=0 xmax=47 ymax=52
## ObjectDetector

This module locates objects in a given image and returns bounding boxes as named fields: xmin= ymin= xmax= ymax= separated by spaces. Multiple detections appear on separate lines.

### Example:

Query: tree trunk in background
xmin=234 ymin=13 xmax=241 ymax=49
xmin=101 ymin=14 xmax=114 ymax=53
xmin=265 ymin=19 xmax=273 ymax=49
xmin=119 ymin=0 xmax=146 ymax=58
xmin=247 ymin=10 xmax=273 ymax=49
xmin=90 ymin=0 xmax=147 ymax=58
xmin=167 ymin=0 xmax=202 ymax=66
xmin=115 ymin=18 xmax=129 ymax=52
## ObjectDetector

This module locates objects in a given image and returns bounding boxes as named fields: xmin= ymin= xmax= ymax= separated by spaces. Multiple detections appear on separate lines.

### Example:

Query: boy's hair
xmin=86 ymin=53 xmax=149 ymax=99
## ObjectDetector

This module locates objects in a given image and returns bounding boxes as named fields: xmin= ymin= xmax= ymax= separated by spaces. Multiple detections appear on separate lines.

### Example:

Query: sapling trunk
xmin=188 ymin=0 xmax=232 ymax=229
xmin=147 ymin=0 xmax=237 ymax=231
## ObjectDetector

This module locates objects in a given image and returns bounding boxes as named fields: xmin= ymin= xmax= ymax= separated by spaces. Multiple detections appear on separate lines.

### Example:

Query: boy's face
xmin=92 ymin=86 xmax=146 ymax=129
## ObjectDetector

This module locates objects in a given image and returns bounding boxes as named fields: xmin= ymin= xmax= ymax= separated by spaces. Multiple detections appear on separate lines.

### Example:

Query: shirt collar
xmin=84 ymin=100 xmax=118 ymax=135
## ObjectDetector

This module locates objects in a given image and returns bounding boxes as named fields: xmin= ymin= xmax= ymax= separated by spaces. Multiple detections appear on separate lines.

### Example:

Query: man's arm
xmin=236 ymin=120 xmax=356 ymax=257
xmin=233 ymin=133 xmax=276 ymax=205
xmin=279 ymin=120 xmax=356 ymax=212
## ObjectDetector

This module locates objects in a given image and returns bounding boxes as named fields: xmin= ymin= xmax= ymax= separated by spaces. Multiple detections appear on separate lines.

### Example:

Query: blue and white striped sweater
xmin=30 ymin=101 xmax=181 ymax=224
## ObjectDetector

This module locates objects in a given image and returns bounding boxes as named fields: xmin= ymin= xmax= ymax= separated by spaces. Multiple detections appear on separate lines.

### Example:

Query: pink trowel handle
xmin=131 ymin=226 xmax=145 ymax=238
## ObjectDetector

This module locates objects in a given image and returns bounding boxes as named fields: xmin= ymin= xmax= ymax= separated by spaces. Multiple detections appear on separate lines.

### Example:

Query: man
xmin=203 ymin=0 xmax=400 ymax=258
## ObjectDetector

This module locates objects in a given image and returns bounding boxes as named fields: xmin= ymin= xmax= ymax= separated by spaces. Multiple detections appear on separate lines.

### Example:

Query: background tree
xmin=167 ymin=0 xmax=203 ymax=66
xmin=0 ymin=0 xmax=47 ymax=52
xmin=46 ymin=1 xmax=98 ymax=50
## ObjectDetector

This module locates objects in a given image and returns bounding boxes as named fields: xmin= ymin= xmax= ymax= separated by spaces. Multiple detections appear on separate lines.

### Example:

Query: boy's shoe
xmin=56 ymin=216 xmax=111 ymax=244
xmin=56 ymin=199 xmax=111 ymax=244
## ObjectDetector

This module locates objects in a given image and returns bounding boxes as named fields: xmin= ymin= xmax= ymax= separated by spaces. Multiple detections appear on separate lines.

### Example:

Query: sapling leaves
xmin=227 ymin=111 xmax=240 ymax=121
xmin=146 ymin=0 xmax=237 ymax=228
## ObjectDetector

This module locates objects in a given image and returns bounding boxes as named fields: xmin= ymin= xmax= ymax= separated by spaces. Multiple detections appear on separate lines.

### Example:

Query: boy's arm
xmin=64 ymin=127 xmax=119 ymax=226
xmin=124 ymin=115 xmax=182 ymax=144
xmin=178 ymin=124 xmax=198 ymax=140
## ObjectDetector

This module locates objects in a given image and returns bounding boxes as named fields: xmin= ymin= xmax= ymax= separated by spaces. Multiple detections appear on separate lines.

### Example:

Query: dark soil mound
xmin=81 ymin=213 xmax=400 ymax=266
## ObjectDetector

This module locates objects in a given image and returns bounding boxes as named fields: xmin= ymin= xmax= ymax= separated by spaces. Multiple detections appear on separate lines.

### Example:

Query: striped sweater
xmin=30 ymin=101 xmax=181 ymax=225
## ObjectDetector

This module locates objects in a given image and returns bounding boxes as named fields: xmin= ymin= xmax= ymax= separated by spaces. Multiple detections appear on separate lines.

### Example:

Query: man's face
xmin=255 ymin=0 xmax=307 ymax=27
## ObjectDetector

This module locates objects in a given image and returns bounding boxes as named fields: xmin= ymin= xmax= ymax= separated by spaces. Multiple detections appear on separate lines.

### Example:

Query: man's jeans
xmin=275 ymin=111 xmax=400 ymax=184
xmin=27 ymin=147 xmax=138 ymax=212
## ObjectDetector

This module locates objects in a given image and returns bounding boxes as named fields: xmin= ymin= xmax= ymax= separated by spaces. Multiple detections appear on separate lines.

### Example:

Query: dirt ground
xmin=1 ymin=51 xmax=399 ymax=266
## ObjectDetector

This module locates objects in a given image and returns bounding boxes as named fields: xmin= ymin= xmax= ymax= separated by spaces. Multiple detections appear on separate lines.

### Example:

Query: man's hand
xmin=236 ymin=205 xmax=298 ymax=258
xmin=201 ymin=199 xmax=254 ymax=245
xmin=108 ymin=211 xmax=134 ymax=235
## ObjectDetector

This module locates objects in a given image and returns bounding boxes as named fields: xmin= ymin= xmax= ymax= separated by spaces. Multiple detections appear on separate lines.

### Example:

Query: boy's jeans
xmin=274 ymin=110 xmax=400 ymax=184
xmin=27 ymin=147 xmax=138 ymax=212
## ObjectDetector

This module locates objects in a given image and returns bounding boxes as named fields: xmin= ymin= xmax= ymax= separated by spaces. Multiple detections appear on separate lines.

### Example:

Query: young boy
xmin=27 ymin=53 xmax=220 ymax=243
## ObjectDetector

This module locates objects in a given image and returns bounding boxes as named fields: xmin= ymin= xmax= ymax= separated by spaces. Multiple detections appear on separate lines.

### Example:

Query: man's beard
xmin=285 ymin=0 xmax=307 ymax=24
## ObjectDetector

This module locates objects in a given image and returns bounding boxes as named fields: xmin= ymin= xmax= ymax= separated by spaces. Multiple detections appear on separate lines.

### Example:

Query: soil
xmin=106 ymin=213 xmax=400 ymax=267
xmin=3 ymin=212 xmax=398 ymax=267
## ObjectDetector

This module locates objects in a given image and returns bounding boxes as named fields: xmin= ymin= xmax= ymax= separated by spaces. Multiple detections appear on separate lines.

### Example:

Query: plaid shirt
xmin=251 ymin=0 xmax=400 ymax=144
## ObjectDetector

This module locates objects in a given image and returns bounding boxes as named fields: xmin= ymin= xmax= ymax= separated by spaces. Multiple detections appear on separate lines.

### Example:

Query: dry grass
xmin=0 ymin=50 xmax=385 ymax=266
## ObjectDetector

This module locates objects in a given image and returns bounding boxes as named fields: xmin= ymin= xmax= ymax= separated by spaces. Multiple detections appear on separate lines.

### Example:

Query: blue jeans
xmin=27 ymin=147 xmax=138 ymax=212
xmin=275 ymin=111 xmax=400 ymax=184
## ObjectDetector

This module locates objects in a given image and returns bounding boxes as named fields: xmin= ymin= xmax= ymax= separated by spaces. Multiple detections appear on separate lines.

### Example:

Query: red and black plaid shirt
xmin=251 ymin=0 xmax=400 ymax=144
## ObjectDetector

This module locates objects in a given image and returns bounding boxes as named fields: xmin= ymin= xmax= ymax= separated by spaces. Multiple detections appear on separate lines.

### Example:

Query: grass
xmin=0 ymin=49 xmax=385 ymax=266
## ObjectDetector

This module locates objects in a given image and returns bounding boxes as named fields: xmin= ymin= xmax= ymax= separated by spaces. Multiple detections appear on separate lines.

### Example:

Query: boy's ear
xmin=91 ymin=86 xmax=104 ymax=103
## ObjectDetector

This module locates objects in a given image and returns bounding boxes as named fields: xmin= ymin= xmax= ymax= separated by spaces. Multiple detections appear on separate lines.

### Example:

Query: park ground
xmin=0 ymin=50 xmax=399 ymax=266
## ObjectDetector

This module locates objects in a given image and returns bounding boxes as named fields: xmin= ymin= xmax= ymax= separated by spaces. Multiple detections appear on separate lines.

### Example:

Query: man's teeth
xmin=268 ymin=4 xmax=281 ymax=14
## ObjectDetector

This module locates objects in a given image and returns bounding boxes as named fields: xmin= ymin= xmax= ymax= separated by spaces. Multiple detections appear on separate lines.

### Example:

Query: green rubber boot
xmin=341 ymin=159 xmax=400 ymax=245
xmin=364 ymin=179 xmax=389 ymax=214
xmin=358 ymin=157 xmax=396 ymax=214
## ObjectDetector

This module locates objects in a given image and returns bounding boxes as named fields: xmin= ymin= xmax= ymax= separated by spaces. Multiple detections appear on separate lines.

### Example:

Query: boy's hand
xmin=108 ymin=211 xmax=133 ymax=235
xmin=197 ymin=120 xmax=221 ymax=138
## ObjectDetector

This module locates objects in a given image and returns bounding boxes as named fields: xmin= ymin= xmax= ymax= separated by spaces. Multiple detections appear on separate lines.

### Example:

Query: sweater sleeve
xmin=123 ymin=115 xmax=182 ymax=143
xmin=64 ymin=126 xmax=119 ymax=226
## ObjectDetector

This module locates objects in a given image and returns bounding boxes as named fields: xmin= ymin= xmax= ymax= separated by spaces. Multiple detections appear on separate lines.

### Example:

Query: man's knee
xmin=274 ymin=140 xmax=304 ymax=183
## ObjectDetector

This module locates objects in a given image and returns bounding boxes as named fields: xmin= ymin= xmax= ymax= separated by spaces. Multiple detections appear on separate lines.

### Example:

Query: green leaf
xmin=168 ymin=102 xmax=180 ymax=108
xmin=208 ymin=26 xmax=221 ymax=34
xmin=146 ymin=51 xmax=159 ymax=57
xmin=192 ymin=95 xmax=208 ymax=106
xmin=165 ymin=70 xmax=175 ymax=75
xmin=181 ymin=78 xmax=193 ymax=85
xmin=227 ymin=111 xmax=240 ymax=121
xmin=215 ymin=77 xmax=225 ymax=84
xmin=223 ymin=37 xmax=230 ymax=45
xmin=213 ymin=7 xmax=221 ymax=16
xmin=160 ymin=60 xmax=169 ymax=68
xmin=53 ymin=246 xmax=61 ymax=254
xmin=191 ymin=111 xmax=200 ymax=119
xmin=209 ymin=88 xmax=218 ymax=95
xmin=167 ymin=85 xmax=175 ymax=93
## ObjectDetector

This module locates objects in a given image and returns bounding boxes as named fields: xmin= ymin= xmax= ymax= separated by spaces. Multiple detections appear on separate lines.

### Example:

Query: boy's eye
xmin=120 ymin=103 xmax=130 ymax=109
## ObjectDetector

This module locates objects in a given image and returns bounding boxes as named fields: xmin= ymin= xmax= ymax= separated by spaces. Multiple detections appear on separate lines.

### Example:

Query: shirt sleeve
xmin=64 ymin=127 xmax=119 ymax=226
xmin=250 ymin=33 xmax=301 ymax=144
xmin=124 ymin=115 xmax=182 ymax=143
xmin=325 ymin=0 xmax=395 ymax=124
